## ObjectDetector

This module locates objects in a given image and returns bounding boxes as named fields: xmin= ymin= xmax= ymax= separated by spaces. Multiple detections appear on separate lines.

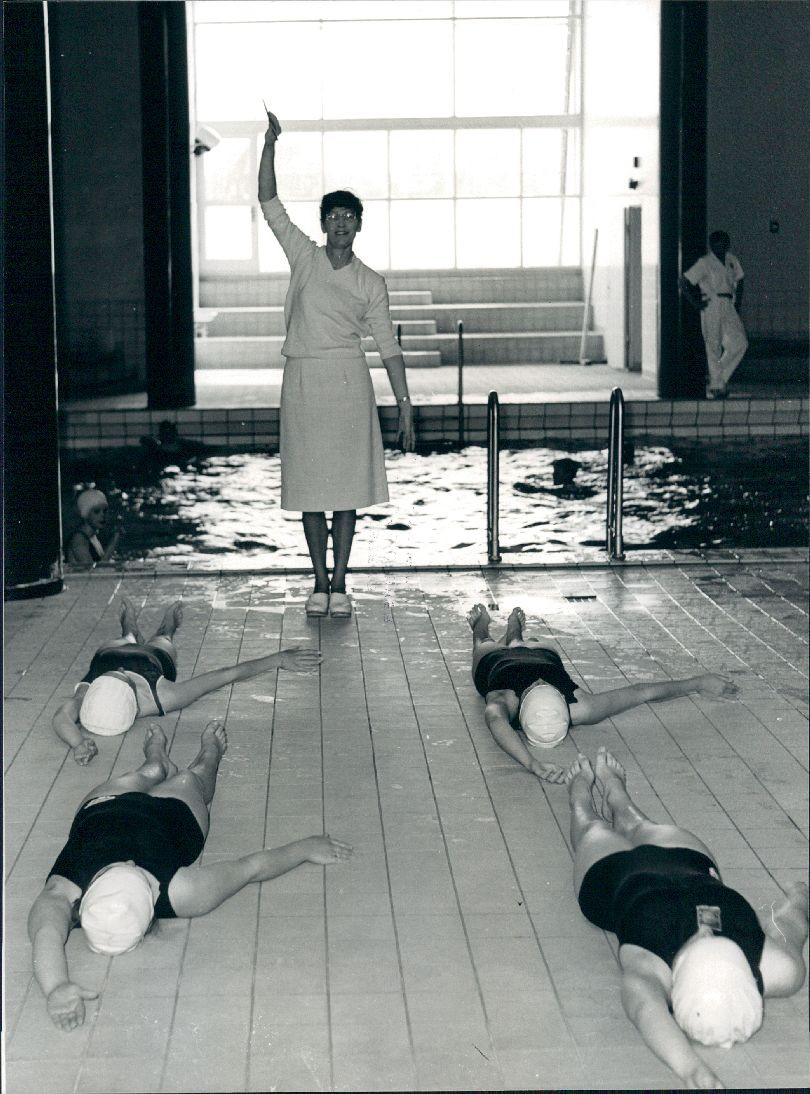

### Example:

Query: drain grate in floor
xmin=564 ymin=595 xmax=598 ymax=602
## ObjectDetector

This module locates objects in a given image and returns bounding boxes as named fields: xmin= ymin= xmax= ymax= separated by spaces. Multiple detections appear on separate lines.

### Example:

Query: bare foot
xmin=119 ymin=596 xmax=144 ymax=643
xmin=595 ymin=746 xmax=626 ymax=824
xmin=504 ymin=606 xmax=526 ymax=644
xmin=143 ymin=723 xmax=178 ymax=778
xmin=201 ymin=718 xmax=228 ymax=757
xmin=565 ymin=753 xmax=596 ymax=807
xmin=467 ymin=603 xmax=491 ymax=632
xmin=155 ymin=601 xmax=183 ymax=638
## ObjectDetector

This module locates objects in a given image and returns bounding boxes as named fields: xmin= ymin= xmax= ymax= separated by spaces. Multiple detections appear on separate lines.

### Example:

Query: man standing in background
xmin=681 ymin=230 xmax=748 ymax=398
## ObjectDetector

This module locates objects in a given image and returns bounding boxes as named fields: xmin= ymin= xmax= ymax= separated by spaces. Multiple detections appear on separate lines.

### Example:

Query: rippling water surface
xmin=66 ymin=441 xmax=808 ymax=567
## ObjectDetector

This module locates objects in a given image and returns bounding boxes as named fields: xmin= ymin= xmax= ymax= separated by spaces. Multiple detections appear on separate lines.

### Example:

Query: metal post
xmin=396 ymin=322 xmax=402 ymax=347
xmin=487 ymin=391 xmax=502 ymax=564
xmin=457 ymin=320 xmax=464 ymax=446
xmin=606 ymin=387 xmax=625 ymax=561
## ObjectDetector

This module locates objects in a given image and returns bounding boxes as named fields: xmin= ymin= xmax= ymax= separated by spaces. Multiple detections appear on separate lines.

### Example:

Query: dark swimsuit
xmin=81 ymin=645 xmax=177 ymax=715
xmin=66 ymin=529 xmax=103 ymax=563
xmin=48 ymin=792 xmax=205 ymax=918
xmin=578 ymin=844 xmax=765 ymax=992
xmin=474 ymin=646 xmax=579 ymax=705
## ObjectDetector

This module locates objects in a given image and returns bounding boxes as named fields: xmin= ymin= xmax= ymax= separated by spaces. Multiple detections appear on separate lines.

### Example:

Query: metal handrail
xmin=457 ymin=320 xmax=464 ymax=446
xmin=487 ymin=390 xmax=502 ymax=563
xmin=606 ymin=387 xmax=625 ymax=560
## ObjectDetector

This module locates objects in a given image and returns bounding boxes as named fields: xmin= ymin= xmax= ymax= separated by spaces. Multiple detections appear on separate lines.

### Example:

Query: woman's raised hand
xmin=47 ymin=981 xmax=99 ymax=1031
xmin=264 ymin=106 xmax=282 ymax=143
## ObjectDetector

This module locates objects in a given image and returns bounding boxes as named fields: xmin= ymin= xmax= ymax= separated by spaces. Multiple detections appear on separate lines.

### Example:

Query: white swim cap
xmin=77 ymin=488 xmax=108 ymax=520
xmin=671 ymin=934 xmax=763 ymax=1048
xmin=80 ymin=675 xmax=138 ymax=736
xmin=80 ymin=864 xmax=155 ymax=955
xmin=518 ymin=682 xmax=570 ymax=747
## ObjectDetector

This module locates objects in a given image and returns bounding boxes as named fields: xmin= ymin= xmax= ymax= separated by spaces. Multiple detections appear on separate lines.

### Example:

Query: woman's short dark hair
xmin=320 ymin=190 xmax=363 ymax=226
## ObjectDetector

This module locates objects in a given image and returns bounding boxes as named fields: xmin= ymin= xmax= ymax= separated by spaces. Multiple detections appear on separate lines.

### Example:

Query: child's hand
xmin=303 ymin=835 xmax=353 ymax=865
xmin=73 ymin=737 xmax=98 ymax=765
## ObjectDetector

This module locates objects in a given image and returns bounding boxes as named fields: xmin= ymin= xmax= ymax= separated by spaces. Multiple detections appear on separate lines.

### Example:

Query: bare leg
xmin=595 ymin=746 xmax=718 ymax=864
xmin=148 ymin=719 xmax=228 ymax=837
xmin=567 ymin=753 xmax=633 ymax=894
xmin=77 ymin=724 xmax=177 ymax=809
xmin=330 ymin=509 xmax=356 ymax=594
xmin=503 ymin=606 xmax=526 ymax=645
xmin=150 ymin=601 xmax=183 ymax=640
xmin=468 ymin=603 xmax=503 ymax=675
xmin=120 ymin=596 xmax=145 ymax=644
xmin=302 ymin=512 xmax=330 ymax=594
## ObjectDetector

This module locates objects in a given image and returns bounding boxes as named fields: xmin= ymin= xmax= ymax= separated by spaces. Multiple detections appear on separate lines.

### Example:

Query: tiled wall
xmin=60 ymin=397 xmax=808 ymax=452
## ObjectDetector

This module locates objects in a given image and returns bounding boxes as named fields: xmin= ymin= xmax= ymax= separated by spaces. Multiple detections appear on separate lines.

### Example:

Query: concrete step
xmin=194 ymin=337 xmax=442 ymax=369
xmin=194 ymin=333 xmax=603 ymax=369
xmin=397 ymin=330 xmax=604 ymax=364
xmin=389 ymin=290 xmax=433 ymax=306
xmin=203 ymin=307 xmax=439 ymax=338
xmin=199 ymin=268 xmax=583 ymax=308
xmin=392 ymin=301 xmax=589 ymax=333
xmin=202 ymin=303 xmax=587 ymax=338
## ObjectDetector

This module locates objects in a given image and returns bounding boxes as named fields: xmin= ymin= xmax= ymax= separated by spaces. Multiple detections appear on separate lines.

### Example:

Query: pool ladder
xmin=606 ymin=387 xmax=626 ymax=561
xmin=485 ymin=387 xmax=627 ymax=564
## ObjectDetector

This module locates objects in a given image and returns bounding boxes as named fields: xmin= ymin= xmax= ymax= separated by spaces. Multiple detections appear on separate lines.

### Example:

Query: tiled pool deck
xmin=5 ymin=554 xmax=808 ymax=1092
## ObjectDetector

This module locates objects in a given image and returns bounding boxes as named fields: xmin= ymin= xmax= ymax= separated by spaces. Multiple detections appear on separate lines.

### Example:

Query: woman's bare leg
xmin=148 ymin=601 xmax=182 ymax=643
xmin=595 ymin=747 xmax=718 ymax=865
xmin=503 ymin=606 xmax=526 ymax=645
xmin=148 ymin=720 xmax=228 ymax=837
xmin=468 ymin=604 xmax=504 ymax=674
xmin=77 ymin=724 xmax=177 ymax=809
xmin=120 ymin=596 xmax=145 ymax=644
xmin=330 ymin=509 xmax=356 ymax=594
xmin=567 ymin=754 xmax=633 ymax=894
xmin=302 ymin=512 xmax=330 ymax=594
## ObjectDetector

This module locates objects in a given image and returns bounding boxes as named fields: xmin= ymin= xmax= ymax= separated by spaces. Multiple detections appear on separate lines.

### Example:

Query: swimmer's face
xmin=86 ymin=502 xmax=108 ymax=531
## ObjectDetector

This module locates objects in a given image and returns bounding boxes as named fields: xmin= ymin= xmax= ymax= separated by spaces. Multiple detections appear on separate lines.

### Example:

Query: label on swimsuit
xmin=696 ymin=904 xmax=723 ymax=932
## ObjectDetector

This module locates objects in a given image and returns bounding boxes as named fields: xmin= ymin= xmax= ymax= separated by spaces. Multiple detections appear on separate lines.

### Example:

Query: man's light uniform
xmin=683 ymin=251 xmax=748 ymax=393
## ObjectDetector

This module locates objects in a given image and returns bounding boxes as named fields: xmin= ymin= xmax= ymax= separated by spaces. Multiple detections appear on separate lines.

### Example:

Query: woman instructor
xmin=258 ymin=110 xmax=415 ymax=619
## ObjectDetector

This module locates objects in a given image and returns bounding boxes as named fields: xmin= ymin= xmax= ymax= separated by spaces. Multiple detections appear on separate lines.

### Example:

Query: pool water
xmin=64 ymin=440 xmax=808 ymax=568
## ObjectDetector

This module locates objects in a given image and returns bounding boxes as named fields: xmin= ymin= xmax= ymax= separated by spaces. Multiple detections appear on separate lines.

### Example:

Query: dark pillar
xmin=4 ymin=1 xmax=64 ymax=600
xmin=659 ymin=1 xmax=708 ymax=398
xmin=138 ymin=1 xmax=195 ymax=409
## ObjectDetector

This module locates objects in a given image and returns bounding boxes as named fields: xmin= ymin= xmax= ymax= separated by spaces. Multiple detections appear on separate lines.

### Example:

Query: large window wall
xmin=193 ymin=0 xmax=582 ymax=272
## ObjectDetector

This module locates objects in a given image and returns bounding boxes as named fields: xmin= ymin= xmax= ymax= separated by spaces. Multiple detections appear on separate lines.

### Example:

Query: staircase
xmin=196 ymin=268 xmax=604 ymax=369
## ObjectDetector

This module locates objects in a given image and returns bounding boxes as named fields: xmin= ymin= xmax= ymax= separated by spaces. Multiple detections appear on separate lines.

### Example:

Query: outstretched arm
xmin=571 ymin=673 xmax=738 ymax=727
xmin=258 ymin=111 xmax=281 ymax=201
xmin=484 ymin=696 xmax=565 ymax=783
xmin=28 ymin=877 xmax=98 ymax=1031
xmin=168 ymin=835 xmax=352 ymax=917
xmin=52 ymin=696 xmax=98 ymax=765
xmin=157 ymin=647 xmax=322 ymax=714
xmin=620 ymin=946 xmax=722 ymax=1089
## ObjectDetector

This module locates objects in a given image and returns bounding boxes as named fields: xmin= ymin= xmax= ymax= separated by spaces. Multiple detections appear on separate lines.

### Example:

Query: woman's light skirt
xmin=280 ymin=355 xmax=390 ymax=512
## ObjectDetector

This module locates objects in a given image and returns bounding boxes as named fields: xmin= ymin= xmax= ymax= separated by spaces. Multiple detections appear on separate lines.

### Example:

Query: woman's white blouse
xmin=261 ymin=196 xmax=400 ymax=361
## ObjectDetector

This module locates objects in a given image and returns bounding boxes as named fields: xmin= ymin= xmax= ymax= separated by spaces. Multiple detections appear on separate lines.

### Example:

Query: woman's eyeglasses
xmin=325 ymin=211 xmax=357 ymax=223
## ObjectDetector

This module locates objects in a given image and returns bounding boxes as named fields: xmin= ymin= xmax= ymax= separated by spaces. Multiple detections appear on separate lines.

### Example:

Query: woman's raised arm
xmin=258 ymin=109 xmax=282 ymax=202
